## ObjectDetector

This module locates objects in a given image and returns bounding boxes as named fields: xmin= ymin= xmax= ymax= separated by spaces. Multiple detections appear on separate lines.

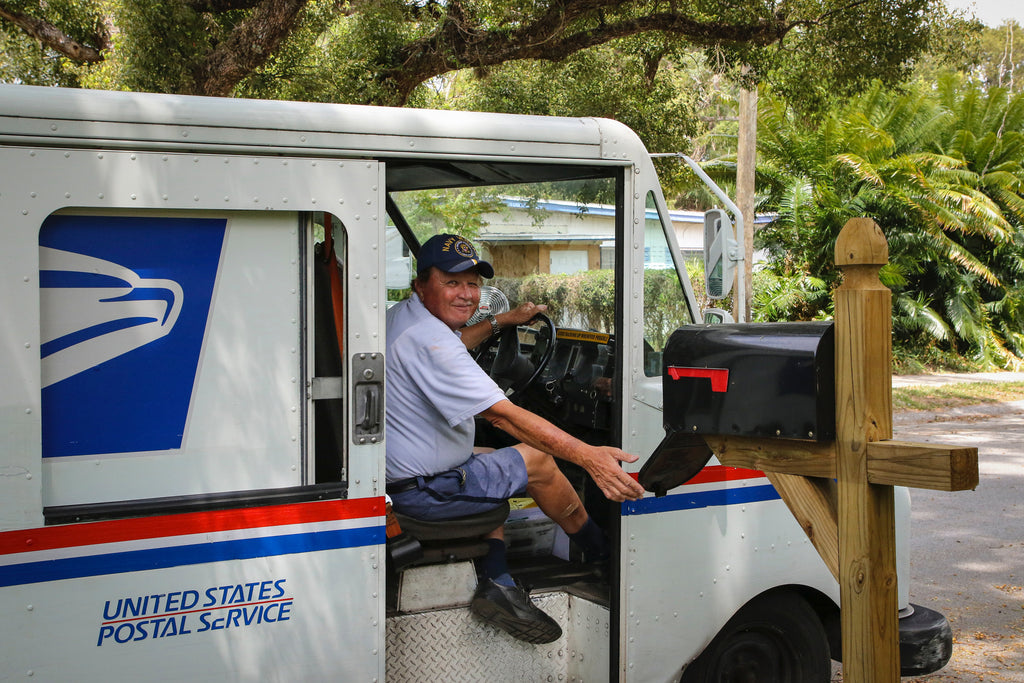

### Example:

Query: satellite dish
xmin=468 ymin=286 xmax=510 ymax=326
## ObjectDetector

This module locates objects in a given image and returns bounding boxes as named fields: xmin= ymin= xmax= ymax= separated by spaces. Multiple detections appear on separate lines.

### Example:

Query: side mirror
xmin=703 ymin=208 xmax=738 ymax=300
xmin=702 ymin=308 xmax=734 ymax=324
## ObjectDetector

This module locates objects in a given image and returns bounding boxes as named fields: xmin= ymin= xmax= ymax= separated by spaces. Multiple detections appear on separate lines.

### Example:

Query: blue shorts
xmin=388 ymin=447 xmax=529 ymax=520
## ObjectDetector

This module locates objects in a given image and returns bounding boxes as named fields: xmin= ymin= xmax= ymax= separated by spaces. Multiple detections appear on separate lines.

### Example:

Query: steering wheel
xmin=476 ymin=313 xmax=556 ymax=402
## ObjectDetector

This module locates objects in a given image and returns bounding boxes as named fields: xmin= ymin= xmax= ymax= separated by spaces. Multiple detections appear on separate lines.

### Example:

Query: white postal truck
xmin=0 ymin=85 xmax=950 ymax=681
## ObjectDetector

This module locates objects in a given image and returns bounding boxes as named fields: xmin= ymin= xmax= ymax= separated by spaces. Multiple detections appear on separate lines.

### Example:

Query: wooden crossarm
xmin=705 ymin=435 xmax=836 ymax=478
xmin=866 ymin=440 xmax=979 ymax=491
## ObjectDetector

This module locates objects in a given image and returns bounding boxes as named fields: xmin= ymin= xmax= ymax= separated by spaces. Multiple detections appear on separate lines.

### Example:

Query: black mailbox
xmin=662 ymin=322 xmax=836 ymax=442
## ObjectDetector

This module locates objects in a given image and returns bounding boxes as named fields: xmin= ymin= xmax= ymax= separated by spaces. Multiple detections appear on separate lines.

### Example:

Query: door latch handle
xmin=352 ymin=352 xmax=384 ymax=444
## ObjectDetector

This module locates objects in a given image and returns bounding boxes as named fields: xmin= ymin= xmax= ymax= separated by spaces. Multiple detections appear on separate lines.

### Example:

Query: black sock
xmin=481 ymin=538 xmax=515 ymax=586
xmin=568 ymin=517 xmax=609 ymax=562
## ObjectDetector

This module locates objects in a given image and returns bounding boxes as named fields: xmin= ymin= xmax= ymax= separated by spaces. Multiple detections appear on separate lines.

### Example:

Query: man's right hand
xmin=584 ymin=446 xmax=645 ymax=502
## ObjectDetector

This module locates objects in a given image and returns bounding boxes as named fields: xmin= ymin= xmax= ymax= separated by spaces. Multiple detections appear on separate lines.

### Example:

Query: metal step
xmin=385 ymin=591 xmax=609 ymax=682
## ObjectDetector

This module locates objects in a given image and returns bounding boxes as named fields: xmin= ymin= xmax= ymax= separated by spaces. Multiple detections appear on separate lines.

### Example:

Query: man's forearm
xmin=480 ymin=400 xmax=591 ymax=466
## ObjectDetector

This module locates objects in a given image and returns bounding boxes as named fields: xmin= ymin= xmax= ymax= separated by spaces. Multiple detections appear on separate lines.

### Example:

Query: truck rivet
xmin=64 ymin=152 xmax=70 ymax=158
xmin=363 ymin=369 xmax=374 ymax=379
xmin=64 ymin=192 xmax=70 ymax=199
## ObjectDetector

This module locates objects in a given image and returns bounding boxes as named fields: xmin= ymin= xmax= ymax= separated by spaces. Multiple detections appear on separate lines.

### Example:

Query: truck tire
xmin=680 ymin=591 xmax=831 ymax=683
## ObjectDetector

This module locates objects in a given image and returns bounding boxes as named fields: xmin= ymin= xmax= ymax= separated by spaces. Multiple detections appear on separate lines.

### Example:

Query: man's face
xmin=415 ymin=267 xmax=482 ymax=330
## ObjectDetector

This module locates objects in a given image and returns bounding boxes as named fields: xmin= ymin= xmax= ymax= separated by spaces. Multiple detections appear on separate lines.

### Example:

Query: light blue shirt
xmin=385 ymin=293 xmax=507 ymax=482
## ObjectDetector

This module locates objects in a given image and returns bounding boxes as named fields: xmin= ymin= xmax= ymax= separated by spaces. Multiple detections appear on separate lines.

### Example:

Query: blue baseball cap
xmin=417 ymin=234 xmax=494 ymax=279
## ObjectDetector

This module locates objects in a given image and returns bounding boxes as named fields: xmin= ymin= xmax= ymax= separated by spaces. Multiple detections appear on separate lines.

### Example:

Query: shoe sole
xmin=470 ymin=595 xmax=562 ymax=644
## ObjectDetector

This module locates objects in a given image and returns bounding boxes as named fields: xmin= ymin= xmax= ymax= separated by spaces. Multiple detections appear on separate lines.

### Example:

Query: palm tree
xmin=744 ymin=78 xmax=1024 ymax=367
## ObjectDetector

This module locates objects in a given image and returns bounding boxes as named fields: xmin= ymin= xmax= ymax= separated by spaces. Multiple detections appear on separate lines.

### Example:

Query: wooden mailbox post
xmin=706 ymin=218 xmax=979 ymax=682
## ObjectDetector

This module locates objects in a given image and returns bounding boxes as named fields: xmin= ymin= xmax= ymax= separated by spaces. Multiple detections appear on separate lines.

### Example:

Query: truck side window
xmin=643 ymin=191 xmax=693 ymax=376
xmin=312 ymin=215 xmax=347 ymax=484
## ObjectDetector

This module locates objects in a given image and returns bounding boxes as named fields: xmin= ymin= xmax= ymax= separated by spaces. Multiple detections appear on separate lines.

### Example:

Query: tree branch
xmin=383 ymin=1 xmax=796 ymax=105
xmin=191 ymin=0 xmax=309 ymax=96
xmin=0 ymin=2 xmax=106 ymax=63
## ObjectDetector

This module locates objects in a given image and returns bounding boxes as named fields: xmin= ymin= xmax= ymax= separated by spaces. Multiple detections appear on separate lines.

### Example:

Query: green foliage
xmin=0 ymin=0 xmax=107 ymax=86
xmin=2 ymin=0 xmax=957 ymax=116
xmin=749 ymin=77 xmax=1024 ymax=369
xmin=392 ymin=188 xmax=506 ymax=244
xmin=750 ymin=269 xmax=831 ymax=322
xmin=643 ymin=268 xmax=694 ymax=349
xmin=513 ymin=270 xmax=616 ymax=334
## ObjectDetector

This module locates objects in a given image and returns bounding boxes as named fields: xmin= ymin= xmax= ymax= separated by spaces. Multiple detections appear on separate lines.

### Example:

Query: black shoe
xmin=470 ymin=578 xmax=562 ymax=644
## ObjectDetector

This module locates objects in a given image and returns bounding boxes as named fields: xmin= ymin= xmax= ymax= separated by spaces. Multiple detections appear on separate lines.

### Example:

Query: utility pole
xmin=734 ymin=74 xmax=757 ymax=322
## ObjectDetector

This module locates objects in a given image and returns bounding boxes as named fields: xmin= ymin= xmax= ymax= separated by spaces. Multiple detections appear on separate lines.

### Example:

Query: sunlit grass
xmin=892 ymin=382 xmax=1024 ymax=412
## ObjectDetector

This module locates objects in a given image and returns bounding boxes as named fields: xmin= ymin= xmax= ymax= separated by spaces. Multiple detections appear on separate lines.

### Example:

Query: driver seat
xmin=392 ymin=501 xmax=511 ymax=566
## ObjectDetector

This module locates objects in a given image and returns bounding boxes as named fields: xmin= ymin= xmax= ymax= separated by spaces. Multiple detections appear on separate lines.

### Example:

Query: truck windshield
xmin=386 ymin=174 xmax=620 ymax=335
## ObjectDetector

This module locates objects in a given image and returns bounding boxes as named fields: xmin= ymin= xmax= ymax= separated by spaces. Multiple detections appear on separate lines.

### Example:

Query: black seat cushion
xmin=394 ymin=501 xmax=510 ymax=541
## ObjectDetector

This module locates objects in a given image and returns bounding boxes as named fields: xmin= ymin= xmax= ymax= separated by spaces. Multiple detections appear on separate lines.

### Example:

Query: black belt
xmin=386 ymin=477 xmax=421 ymax=495
xmin=386 ymin=467 xmax=466 ymax=495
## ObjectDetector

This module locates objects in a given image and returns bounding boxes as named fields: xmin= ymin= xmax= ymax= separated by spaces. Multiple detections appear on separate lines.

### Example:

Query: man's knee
xmin=518 ymin=444 xmax=557 ymax=480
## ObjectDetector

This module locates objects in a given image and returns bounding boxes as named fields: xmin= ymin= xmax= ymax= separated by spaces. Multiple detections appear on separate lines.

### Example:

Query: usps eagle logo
xmin=39 ymin=215 xmax=226 ymax=458
xmin=39 ymin=247 xmax=184 ymax=388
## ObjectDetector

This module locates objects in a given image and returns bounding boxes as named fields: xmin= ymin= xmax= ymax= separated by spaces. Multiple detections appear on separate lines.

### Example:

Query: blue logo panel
xmin=40 ymin=215 xmax=227 ymax=458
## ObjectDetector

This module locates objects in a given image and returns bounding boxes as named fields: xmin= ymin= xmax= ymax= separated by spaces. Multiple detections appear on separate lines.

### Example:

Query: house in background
xmin=478 ymin=198 xmax=772 ymax=277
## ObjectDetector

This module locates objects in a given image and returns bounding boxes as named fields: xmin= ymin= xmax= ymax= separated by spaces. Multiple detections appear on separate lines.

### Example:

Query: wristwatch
xmin=486 ymin=313 xmax=501 ymax=337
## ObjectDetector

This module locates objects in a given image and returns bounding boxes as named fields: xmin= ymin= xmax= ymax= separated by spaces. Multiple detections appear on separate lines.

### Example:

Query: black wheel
xmin=680 ymin=591 xmax=831 ymax=683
